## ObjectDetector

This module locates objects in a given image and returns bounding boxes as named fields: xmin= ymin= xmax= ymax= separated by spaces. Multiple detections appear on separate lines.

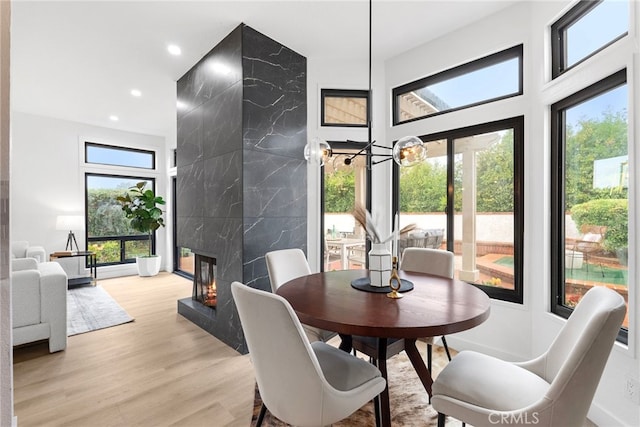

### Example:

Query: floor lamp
xmin=55 ymin=215 xmax=84 ymax=252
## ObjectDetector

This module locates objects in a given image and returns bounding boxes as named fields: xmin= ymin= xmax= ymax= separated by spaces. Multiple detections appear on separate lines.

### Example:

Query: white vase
xmin=136 ymin=255 xmax=161 ymax=277
xmin=368 ymin=243 xmax=391 ymax=287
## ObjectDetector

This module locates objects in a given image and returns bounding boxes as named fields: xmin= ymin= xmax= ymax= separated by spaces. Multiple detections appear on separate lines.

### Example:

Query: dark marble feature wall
xmin=176 ymin=24 xmax=307 ymax=354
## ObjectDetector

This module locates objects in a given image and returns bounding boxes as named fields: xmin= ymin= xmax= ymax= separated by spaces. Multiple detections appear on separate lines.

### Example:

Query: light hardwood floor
xmin=13 ymin=272 xmax=256 ymax=427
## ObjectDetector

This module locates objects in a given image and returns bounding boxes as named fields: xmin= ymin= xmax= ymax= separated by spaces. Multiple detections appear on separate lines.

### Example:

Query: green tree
xmin=399 ymin=162 xmax=447 ymax=212
xmin=324 ymin=169 xmax=355 ymax=212
xmin=476 ymin=131 xmax=514 ymax=213
xmin=565 ymin=110 xmax=627 ymax=209
xmin=87 ymin=188 xmax=134 ymax=237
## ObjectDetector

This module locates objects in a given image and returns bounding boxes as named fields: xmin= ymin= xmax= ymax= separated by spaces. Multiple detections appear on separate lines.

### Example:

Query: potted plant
xmin=116 ymin=181 xmax=166 ymax=276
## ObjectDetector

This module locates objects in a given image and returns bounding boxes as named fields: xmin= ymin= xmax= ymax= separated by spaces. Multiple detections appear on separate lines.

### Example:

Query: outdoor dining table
xmin=276 ymin=269 xmax=491 ymax=427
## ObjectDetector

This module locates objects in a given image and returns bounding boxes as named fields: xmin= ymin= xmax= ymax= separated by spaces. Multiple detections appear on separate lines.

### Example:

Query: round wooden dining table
xmin=276 ymin=269 xmax=491 ymax=427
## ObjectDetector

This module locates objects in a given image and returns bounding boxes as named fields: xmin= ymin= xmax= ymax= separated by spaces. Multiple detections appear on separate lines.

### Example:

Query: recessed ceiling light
xmin=109 ymin=115 xmax=119 ymax=122
xmin=131 ymin=89 xmax=142 ymax=97
xmin=167 ymin=44 xmax=182 ymax=56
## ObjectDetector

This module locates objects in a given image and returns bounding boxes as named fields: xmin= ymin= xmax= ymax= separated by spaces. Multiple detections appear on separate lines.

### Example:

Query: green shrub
xmin=570 ymin=199 xmax=628 ymax=252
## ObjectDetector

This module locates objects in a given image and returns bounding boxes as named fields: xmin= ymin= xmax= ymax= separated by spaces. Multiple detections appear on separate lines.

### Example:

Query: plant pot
xmin=136 ymin=255 xmax=162 ymax=277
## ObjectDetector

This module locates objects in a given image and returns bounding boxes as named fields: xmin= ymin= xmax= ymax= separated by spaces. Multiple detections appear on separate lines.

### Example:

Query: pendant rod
xmin=367 ymin=0 xmax=373 ymax=170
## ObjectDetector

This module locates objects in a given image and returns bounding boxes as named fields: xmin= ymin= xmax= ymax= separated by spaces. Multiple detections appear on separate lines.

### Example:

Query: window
xmin=86 ymin=174 xmax=157 ymax=266
xmin=551 ymin=70 xmax=628 ymax=343
xmin=172 ymin=177 xmax=194 ymax=277
xmin=551 ymin=0 xmax=628 ymax=78
xmin=392 ymin=45 xmax=523 ymax=125
xmin=394 ymin=116 xmax=524 ymax=303
xmin=86 ymin=142 xmax=155 ymax=169
xmin=321 ymin=141 xmax=371 ymax=271
xmin=321 ymin=89 xmax=369 ymax=127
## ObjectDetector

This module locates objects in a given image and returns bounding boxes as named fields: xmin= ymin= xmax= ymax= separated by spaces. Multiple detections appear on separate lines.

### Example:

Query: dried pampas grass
xmin=352 ymin=204 xmax=417 ymax=244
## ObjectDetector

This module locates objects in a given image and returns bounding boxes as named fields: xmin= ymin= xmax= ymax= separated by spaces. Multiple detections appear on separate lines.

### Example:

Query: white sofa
xmin=11 ymin=240 xmax=47 ymax=263
xmin=12 ymin=257 xmax=68 ymax=352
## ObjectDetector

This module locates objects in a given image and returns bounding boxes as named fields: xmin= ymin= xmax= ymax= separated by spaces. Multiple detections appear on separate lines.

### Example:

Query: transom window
xmin=551 ymin=0 xmax=628 ymax=78
xmin=85 ymin=142 xmax=155 ymax=169
xmin=392 ymin=45 xmax=523 ymax=125
xmin=321 ymin=89 xmax=369 ymax=127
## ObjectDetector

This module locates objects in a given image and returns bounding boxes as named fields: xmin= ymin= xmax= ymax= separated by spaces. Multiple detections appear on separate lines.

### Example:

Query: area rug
xmin=67 ymin=285 xmax=134 ymax=336
xmin=252 ymin=345 xmax=462 ymax=426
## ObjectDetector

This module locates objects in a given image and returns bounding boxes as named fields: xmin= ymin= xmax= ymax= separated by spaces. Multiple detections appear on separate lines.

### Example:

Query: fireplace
xmin=193 ymin=254 xmax=217 ymax=307
xmin=176 ymin=24 xmax=307 ymax=354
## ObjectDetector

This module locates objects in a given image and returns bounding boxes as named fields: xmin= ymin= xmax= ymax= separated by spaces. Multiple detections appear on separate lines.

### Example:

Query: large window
xmin=551 ymin=70 xmax=628 ymax=342
xmin=86 ymin=174 xmax=157 ymax=266
xmin=392 ymin=45 xmax=523 ymax=125
xmin=551 ymin=0 xmax=628 ymax=78
xmin=394 ymin=117 xmax=524 ymax=303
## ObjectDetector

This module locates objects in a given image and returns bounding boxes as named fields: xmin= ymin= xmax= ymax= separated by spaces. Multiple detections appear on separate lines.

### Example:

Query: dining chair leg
xmin=255 ymin=403 xmax=267 ymax=427
xmin=441 ymin=336 xmax=452 ymax=361
xmin=427 ymin=343 xmax=433 ymax=373
xmin=373 ymin=394 xmax=382 ymax=427
xmin=437 ymin=412 xmax=446 ymax=427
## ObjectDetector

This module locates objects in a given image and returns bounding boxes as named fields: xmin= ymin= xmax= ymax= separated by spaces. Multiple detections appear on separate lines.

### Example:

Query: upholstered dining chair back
xmin=400 ymin=247 xmax=454 ymax=279
xmin=515 ymin=285 xmax=626 ymax=424
xmin=432 ymin=286 xmax=626 ymax=427
xmin=265 ymin=248 xmax=337 ymax=343
xmin=397 ymin=247 xmax=455 ymax=373
xmin=231 ymin=281 xmax=386 ymax=427
xmin=265 ymin=248 xmax=311 ymax=292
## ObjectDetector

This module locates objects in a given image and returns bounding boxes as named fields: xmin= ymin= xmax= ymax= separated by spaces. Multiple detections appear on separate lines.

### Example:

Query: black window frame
xmin=320 ymin=89 xmax=370 ymax=128
xmin=85 ymin=172 xmax=158 ymax=267
xmin=85 ymin=141 xmax=156 ymax=170
xmin=551 ymin=0 xmax=628 ymax=79
xmin=392 ymin=116 xmax=525 ymax=303
xmin=392 ymin=45 xmax=523 ymax=125
xmin=550 ymin=69 xmax=628 ymax=344
xmin=320 ymin=140 xmax=372 ymax=271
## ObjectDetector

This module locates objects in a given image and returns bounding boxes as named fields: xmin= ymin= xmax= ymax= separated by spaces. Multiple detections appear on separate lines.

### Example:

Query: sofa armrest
xmin=26 ymin=246 xmax=47 ymax=263
xmin=11 ymin=269 xmax=42 ymax=327
xmin=38 ymin=262 xmax=68 ymax=352
xmin=12 ymin=258 xmax=38 ymax=272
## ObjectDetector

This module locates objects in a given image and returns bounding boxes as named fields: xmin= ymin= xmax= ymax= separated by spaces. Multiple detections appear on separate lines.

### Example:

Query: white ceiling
xmin=10 ymin=0 xmax=519 ymax=138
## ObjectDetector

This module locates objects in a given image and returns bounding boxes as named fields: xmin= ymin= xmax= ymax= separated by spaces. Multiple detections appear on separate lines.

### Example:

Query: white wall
xmin=383 ymin=1 xmax=639 ymax=426
xmin=10 ymin=112 xmax=170 ymax=279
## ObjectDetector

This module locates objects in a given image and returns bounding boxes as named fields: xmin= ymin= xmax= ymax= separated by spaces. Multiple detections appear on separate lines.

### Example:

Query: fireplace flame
xmin=204 ymin=279 xmax=217 ymax=307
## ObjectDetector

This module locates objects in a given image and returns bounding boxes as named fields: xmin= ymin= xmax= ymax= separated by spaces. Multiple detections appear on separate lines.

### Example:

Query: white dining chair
xmin=401 ymin=247 xmax=455 ymax=371
xmin=432 ymin=286 xmax=626 ymax=427
xmin=231 ymin=281 xmax=386 ymax=427
xmin=265 ymin=248 xmax=337 ymax=343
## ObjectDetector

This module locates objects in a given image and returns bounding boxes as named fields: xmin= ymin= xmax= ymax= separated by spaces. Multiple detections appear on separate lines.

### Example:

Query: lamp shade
xmin=304 ymin=137 xmax=332 ymax=166
xmin=56 ymin=215 xmax=84 ymax=231
xmin=393 ymin=135 xmax=427 ymax=167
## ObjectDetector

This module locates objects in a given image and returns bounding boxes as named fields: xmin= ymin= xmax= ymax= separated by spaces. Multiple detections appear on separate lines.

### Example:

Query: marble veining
xmin=176 ymin=24 xmax=306 ymax=354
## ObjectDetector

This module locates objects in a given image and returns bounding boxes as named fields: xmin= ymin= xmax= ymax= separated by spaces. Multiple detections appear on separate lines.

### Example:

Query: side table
xmin=49 ymin=251 xmax=97 ymax=287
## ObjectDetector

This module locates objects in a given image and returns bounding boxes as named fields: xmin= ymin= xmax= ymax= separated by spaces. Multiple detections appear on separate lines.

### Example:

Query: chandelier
xmin=304 ymin=0 xmax=427 ymax=168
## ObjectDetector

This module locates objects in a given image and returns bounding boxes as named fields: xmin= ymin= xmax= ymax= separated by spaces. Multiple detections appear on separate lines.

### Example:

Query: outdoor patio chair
xmin=567 ymin=225 xmax=607 ymax=277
